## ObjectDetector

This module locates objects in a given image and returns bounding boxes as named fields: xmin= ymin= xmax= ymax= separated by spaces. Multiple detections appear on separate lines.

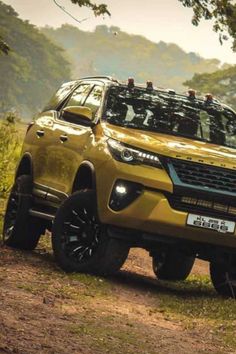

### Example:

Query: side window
xmin=43 ymin=81 xmax=77 ymax=111
xmin=65 ymin=84 xmax=91 ymax=108
xmin=84 ymin=85 xmax=103 ymax=117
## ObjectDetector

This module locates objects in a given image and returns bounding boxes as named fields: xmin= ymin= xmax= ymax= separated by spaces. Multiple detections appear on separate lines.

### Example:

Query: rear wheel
xmin=152 ymin=250 xmax=195 ymax=281
xmin=3 ymin=175 xmax=46 ymax=250
xmin=52 ymin=189 xmax=129 ymax=275
xmin=210 ymin=262 xmax=236 ymax=298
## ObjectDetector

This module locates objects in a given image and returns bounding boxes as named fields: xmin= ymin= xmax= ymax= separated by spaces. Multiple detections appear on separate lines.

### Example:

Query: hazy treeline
xmin=0 ymin=2 xmax=71 ymax=117
xmin=42 ymin=24 xmax=223 ymax=92
xmin=0 ymin=1 xmax=234 ymax=119
xmin=184 ymin=65 xmax=236 ymax=110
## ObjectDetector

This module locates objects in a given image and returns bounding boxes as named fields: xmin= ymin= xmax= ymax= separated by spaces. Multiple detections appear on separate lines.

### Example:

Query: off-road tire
xmin=210 ymin=262 xmax=236 ymax=298
xmin=3 ymin=175 xmax=46 ymax=250
xmin=52 ymin=189 xmax=129 ymax=275
xmin=152 ymin=250 xmax=195 ymax=281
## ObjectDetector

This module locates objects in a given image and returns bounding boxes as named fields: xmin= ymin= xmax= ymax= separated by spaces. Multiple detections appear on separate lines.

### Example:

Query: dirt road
xmin=0 ymin=237 xmax=235 ymax=354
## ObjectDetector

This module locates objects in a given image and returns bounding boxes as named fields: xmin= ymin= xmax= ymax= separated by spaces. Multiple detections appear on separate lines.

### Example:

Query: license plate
xmin=187 ymin=214 xmax=235 ymax=234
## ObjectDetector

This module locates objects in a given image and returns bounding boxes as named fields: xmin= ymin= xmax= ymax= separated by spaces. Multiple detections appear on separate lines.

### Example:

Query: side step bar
xmin=29 ymin=209 xmax=55 ymax=221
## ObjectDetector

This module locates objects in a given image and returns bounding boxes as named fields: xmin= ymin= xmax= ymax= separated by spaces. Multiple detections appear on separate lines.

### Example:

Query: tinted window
xmin=65 ymin=84 xmax=91 ymax=108
xmin=84 ymin=85 xmax=103 ymax=117
xmin=105 ymin=86 xmax=236 ymax=149
xmin=43 ymin=81 xmax=77 ymax=111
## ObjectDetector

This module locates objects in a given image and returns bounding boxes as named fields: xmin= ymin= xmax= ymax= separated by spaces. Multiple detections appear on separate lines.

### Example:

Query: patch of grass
xmin=67 ymin=273 xmax=112 ymax=297
xmin=68 ymin=313 xmax=156 ymax=354
xmin=16 ymin=265 xmax=112 ymax=301
xmin=17 ymin=283 xmax=39 ymax=294
xmin=156 ymin=275 xmax=236 ymax=321
xmin=153 ymin=274 xmax=236 ymax=350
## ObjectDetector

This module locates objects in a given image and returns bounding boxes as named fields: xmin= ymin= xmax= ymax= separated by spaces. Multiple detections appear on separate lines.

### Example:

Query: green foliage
xmin=65 ymin=0 xmax=110 ymax=16
xmin=0 ymin=0 xmax=110 ymax=55
xmin=0 ymin=35 xmax=10 ymax=55
xmin=179 ymin=0 xmax=236 ymax=49
xmin=0 ymin=1 xmax=71 ymax=117
xmin=184 ymin=65 xmax=236 ymax=110
xmin=0 ymin=113 xmax=20 ymax=198
xmin=42 ymin=24 xmax=221 ymax=92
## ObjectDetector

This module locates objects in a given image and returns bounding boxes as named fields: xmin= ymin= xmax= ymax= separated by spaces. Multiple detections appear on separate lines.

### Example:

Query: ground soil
xmin=0 ymin=241 xmax=232 ymax=354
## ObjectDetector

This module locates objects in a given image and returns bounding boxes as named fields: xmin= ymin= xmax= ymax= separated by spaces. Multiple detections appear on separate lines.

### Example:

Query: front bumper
xmin=96 ymin=159 xmax=236 ymax=249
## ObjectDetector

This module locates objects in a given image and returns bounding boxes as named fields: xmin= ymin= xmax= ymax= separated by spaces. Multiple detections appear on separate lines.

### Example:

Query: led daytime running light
xmin=107 ymin=138 xmax=162 ymax=168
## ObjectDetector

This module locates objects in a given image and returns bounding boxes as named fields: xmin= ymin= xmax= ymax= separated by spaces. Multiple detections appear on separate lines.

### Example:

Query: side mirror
xmin=61 ymin=106 xmax=93 ymax=125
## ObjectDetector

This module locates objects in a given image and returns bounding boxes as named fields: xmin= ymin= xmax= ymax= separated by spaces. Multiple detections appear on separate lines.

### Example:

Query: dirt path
xmin=0 ymin=240 xmax=233 ymax=354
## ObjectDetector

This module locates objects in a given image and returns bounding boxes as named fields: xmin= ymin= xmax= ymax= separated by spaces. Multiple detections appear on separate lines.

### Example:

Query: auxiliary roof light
xmin=146 ymin=81 xmax=153 ymax=91
xmin=205 ymin=93 xmax=213 ymax=103
xmin=127 ymin=77 xmax=134 ymax=89
xmin=188 ymin=89 xmax=196 ymax=99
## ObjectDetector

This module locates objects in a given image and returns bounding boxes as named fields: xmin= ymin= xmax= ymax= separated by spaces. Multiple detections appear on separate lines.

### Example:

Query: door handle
xmin=36 ymin=129 xmax=44 ymax=137
xmin=60 ymin=134 xmax=68 ymax=143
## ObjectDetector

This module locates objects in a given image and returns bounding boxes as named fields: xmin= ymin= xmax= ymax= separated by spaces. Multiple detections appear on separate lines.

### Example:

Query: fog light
xmin=115 ymin=185 xmax=127 ymax=195
xmin=109 ymin=180 xmax=143 ymax=211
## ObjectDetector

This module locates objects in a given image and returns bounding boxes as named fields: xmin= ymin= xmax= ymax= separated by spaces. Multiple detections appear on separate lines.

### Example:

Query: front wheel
xmin=152 ymin=250 xmax=195 ymax=281
xmin=210 ymin=262 xmax=236 ymax=298
xmin=3 ymin=175 xmax=46 ymax=250
xmin=52 ymin=189 xmax=130 ymax=275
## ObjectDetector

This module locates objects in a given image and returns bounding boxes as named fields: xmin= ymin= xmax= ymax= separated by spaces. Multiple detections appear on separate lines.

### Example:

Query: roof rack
xmin=77 ymin=76 xmax=118 ymax=82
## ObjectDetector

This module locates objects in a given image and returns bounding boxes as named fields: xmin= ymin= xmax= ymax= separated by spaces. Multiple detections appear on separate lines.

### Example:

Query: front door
xmin=42 ymin=83 xmax=104 ymax=195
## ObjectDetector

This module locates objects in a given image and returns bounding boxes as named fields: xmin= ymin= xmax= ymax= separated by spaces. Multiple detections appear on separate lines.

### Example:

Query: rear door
xmin=25 ymin=81 xmax=77 ymax=191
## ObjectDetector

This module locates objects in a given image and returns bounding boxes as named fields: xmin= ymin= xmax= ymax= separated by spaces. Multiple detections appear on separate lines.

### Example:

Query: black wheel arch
xmin=72 ymin=161 xmax=96 ymax=192
xmin=15 ymin=153 xmax=33 ymax=180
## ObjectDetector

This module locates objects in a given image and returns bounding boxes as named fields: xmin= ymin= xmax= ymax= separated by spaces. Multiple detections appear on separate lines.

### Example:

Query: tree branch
xmin=53 ymin=0 xmax=89 ymax=23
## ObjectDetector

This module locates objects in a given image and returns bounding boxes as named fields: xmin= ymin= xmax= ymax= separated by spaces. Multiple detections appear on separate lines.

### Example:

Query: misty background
xmin=0 ymin=0 xmax=235 ymax=118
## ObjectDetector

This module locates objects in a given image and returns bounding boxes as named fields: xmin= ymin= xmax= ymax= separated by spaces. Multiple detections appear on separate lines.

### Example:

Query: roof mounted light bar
xmin=146 ymin=81 xmax=153 ymax=91
xmin=205 ymin=93 xmax=213 ymax=103
xmin=128 ymin=78 xmax=135 ymax=89
xmin=188 ymin=89 xmax=196 ymax=99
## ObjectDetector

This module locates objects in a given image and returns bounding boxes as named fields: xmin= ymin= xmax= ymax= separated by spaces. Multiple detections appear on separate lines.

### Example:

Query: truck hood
xmin=103 ymin=122 xmax=236 ymax=170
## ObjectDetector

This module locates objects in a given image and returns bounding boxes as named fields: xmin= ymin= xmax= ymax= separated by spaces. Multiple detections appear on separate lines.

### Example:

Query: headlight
xmin=107 ymin=138 xmax=162 ymax=168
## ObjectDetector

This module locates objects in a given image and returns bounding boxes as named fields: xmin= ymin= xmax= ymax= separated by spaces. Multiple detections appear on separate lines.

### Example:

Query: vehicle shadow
xmin=109 ymin=269 xmax=216 ymax=299
xmin=0 ymin=243 xmax=216 ymax=300
xmin=30 ymin=246 xmax=217 ymax=300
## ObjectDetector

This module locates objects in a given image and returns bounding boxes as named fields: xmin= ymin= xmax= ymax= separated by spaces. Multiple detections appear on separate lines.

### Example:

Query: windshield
xmin=104 ymin=86 xmax=236 ymax=149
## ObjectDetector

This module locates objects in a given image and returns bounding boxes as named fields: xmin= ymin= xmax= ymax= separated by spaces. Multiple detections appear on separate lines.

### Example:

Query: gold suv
xmin=4 ymin=76 xmax=236 ymax=297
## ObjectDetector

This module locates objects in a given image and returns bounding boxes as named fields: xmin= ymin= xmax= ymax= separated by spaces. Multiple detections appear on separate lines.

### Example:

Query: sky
xmin=3 ymin=0 xmax=236 ymax=64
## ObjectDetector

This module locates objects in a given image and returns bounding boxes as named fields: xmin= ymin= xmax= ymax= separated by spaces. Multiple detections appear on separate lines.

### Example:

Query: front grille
xmin=167 ymin=194 xmax=236 ymax=221
xmin=169 ymin=158 xmax=236 ymax=194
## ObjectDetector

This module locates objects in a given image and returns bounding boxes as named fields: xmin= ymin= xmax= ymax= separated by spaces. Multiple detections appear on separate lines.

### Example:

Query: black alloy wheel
xmin=3 ymin=182 xmax=20 ymax=243
xmin=61 ymin=203 xmax=101 ymax=263
xmin=52 ymin=189 xmax=129 ymax=275
xmin=210 ymin=262 xmax=236 ymax=298
xmin=152 ymin=249 xmax=195 ymax=281
xmin=3 ymin=175 xmax=46 ymax=250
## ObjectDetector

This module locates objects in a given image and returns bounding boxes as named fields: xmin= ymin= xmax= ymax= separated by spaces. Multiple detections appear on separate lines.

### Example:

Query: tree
xmin=42 ymin=24 xmax=220 ymax=92
xmin=184 ymin=65 xmax=236 ymax=109
xmin=0 ymin=114 xmax=20 ymax=197
xmin=2 ymin=1 xmax=236 ymax=54
xmin=61 ymin=0 xmax=109 ymax=16
xmin=0 ymin=1 xmax=71 ymax=116
xmin=179 ymin=0 xmax=236 ymax=50
xmin=0 ymin=36 xmax=10 ymax=55
xmin=66 ymin=1 xmax=236 ymax=51
xmin=0 ymin=0 xmax=109 ymax=54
